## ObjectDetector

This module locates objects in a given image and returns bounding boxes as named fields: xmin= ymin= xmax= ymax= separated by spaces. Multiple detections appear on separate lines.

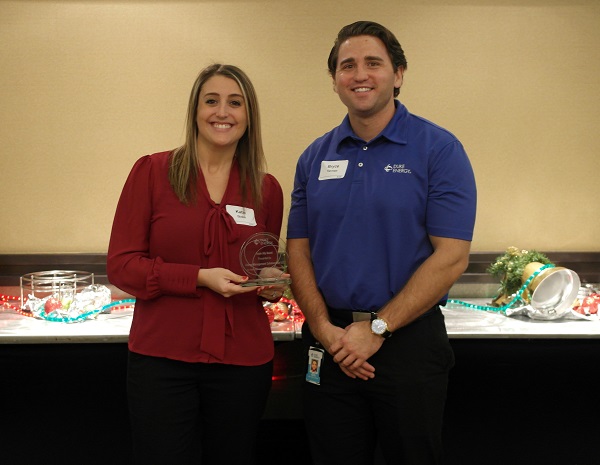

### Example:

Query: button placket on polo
xmin=357 ymin=145 xmax=368 ymax=169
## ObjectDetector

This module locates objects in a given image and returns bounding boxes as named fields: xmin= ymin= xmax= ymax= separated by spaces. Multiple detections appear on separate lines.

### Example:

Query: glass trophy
xmin=239 ymin=232 xmax=292 ymax=287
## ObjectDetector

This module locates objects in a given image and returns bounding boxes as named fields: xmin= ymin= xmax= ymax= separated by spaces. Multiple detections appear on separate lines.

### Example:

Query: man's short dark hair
xmin=327 ymin=21 xmax=407 ymax=97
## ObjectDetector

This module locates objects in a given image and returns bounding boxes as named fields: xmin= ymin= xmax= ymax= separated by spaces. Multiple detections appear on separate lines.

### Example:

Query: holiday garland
xmin=486 ymin=246 xmax=552 ymax=306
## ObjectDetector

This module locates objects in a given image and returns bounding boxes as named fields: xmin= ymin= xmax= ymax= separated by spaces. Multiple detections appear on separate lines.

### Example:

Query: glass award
xmin=239 ymin=232 xmax=292 ymax=287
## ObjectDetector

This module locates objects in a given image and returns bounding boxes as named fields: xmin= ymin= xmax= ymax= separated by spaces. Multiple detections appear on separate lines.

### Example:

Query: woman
xmin=107 ymin=64 xmax=286 ymax=464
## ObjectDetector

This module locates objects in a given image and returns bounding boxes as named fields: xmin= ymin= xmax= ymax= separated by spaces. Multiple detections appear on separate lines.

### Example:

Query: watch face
xmin=371 ymin=318 xmax=388 ymax=335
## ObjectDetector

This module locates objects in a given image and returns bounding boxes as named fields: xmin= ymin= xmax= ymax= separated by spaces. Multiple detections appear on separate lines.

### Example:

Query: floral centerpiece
xmin=487 ymin=246 xmax=552 ymax=306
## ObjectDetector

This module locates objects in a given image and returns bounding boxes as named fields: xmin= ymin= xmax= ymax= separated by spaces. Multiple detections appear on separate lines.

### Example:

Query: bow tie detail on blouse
xmin=200 ymin=203 xmax=240 ymax=361
xmin=203 ymin=205 xmax=239 ymax=256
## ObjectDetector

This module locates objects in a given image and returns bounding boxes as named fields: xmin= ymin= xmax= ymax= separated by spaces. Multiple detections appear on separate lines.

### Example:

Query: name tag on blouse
xmin=226 ymin=205 xmax=257 ymax=226
xmin=318 ymin=160 xmax=348 ymax=180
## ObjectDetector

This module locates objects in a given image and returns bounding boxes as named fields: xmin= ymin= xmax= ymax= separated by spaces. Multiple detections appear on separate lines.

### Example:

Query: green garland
xmin=487 ymin=246 xmax=552 ymax=300
xmin=450 ymin=263 xmax=555 ymax=313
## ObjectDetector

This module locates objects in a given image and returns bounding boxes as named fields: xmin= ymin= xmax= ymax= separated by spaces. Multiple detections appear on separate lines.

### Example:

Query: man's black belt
xmin=326 ymin=304 xmax=441 ymax=327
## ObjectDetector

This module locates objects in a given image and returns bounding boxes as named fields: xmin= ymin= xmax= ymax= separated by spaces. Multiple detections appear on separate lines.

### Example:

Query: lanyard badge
xmin=306 ymin=346 xmax=324 ymax=385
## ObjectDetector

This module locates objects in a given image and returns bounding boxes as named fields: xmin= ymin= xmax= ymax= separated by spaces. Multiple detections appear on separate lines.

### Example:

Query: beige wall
xmin=1 ymin=0 xmax=598 ymax=253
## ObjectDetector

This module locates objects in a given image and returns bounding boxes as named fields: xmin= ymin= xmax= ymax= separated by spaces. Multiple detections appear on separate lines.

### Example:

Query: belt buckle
xmin=352 ymin=311 xmax=371 ymax=322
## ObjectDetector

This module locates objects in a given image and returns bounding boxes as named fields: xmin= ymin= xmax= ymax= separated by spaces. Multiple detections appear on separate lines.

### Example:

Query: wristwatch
xmin=370 ymin=312 xmax=392 ymax=339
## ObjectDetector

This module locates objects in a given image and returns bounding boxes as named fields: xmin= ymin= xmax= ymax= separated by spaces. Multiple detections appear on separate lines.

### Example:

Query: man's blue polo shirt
xmin=287 ymin=101 xmax=477 ymax=311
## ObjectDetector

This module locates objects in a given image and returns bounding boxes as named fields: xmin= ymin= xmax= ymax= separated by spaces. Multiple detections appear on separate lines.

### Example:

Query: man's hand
xmin=328 ymin=321 xmax=382 ymax=380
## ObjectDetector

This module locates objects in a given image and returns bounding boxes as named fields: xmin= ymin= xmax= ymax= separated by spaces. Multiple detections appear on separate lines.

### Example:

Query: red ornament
xmin=264 ymin=306 xmax=275 ymax=324
xmin=272 ymin=302 xmax=290 ymax=321
xmin=573 ymin=293 xmax=600 ymax=315
xmin=44 ymin=297 xmax=63 ymax=314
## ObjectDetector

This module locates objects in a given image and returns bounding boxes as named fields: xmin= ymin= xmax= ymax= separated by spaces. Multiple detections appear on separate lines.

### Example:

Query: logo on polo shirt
xmin=384 ymin=164 xmax=412 ymax=174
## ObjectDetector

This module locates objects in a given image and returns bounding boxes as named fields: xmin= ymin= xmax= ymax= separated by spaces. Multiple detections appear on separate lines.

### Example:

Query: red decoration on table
xmin=44 ymin=297 xmax=63 ymax=314
xmin=264 ymin=306 xmax=275 ymax=324
xmin=573 ymin=293 xmax=600 ymax=315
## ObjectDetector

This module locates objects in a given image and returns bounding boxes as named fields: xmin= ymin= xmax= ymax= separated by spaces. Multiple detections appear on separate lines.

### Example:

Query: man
xmin=286 ymin=21 xmax=477 ymax=465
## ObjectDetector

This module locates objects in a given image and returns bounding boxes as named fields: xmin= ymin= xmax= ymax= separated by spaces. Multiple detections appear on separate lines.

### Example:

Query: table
xmin=3 ymin=296 xmax=600 ymax=344
xmin=3 ymin=292 xmax=600 ymax=464
xmin=0 ymin=285 xmax=299 ymax=343
xmin=443 ymin=298 xmax=600 ymax=338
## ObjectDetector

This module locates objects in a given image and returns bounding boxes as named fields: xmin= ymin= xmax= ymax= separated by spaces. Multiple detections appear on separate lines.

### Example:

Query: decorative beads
xmin=1 ymin=293 xmax=30 ymax=316
xmin=1 ymin=294 xmax=136 ymax=323
xmin=448 ymin=264 xmax=555 ymax=312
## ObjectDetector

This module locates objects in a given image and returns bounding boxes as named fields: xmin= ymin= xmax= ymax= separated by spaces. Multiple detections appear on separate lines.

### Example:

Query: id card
xmin=306 ymin=346 xmax=324 ymax=385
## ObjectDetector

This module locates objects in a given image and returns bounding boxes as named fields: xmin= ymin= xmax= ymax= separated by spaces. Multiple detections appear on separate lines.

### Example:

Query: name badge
xmin=318 ymin=160 xmax=348 ymax=180
xmin=226 ymin=205 xmax=257 ymax=226
xmin=306 ymin=346 xmax=324 ymax=385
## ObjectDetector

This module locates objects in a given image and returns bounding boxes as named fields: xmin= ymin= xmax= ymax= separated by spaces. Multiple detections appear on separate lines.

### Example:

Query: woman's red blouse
xmin=107 ymin=151 xmax=284 ymax=365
